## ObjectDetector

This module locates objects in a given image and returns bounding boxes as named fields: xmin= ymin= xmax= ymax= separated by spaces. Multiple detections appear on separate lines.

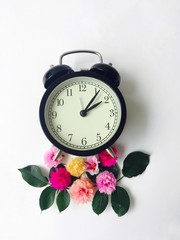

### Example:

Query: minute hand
xmin=84 ymin=90 xmax=100 ymax=110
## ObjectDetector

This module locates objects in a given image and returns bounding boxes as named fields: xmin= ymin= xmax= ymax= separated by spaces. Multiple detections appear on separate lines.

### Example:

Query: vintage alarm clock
xmin=39 ymin=50 xmax=126 ymax=156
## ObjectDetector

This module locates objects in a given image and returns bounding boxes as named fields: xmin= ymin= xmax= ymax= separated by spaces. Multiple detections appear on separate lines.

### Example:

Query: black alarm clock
xmin=39 ymin=50 xmax=126 ymax=156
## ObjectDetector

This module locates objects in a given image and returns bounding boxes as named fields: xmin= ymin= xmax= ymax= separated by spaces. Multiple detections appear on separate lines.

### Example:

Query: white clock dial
xmin=44 ymin=76 xmax=122 ymax=152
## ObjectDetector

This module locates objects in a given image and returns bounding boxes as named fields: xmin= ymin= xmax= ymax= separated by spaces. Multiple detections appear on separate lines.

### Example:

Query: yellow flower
xmin=66 ymin=157 xmax=85 ymax=177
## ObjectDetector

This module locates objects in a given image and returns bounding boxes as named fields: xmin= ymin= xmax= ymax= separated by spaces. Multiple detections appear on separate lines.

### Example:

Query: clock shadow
xmin=119 ymin=73 xmax=149 ymax=145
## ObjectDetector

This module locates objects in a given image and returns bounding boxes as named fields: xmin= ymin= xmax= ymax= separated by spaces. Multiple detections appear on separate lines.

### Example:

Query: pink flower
xmin=44 ymin=146 xmax=62 ymax=168
xmin=49 ymin=167 xmax=71 ymax=190
xmin=98 ymin=147 xmax=118 ymax=167
xmin=96 ymin=171 xmax=116 ymax=195
xmin=69 ymin=178 xmax=95 ymax=204
xmin=85 ymin=156 xmax=99 ymax=175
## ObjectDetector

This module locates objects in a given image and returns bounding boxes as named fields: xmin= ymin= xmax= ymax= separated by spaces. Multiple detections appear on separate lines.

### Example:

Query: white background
xmin=0 ymin=0 xmax=180 ymax=239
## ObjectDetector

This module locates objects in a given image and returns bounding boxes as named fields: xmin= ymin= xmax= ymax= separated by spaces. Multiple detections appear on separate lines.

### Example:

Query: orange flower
xmin=69 ymin=178 xmax=95 ymax=204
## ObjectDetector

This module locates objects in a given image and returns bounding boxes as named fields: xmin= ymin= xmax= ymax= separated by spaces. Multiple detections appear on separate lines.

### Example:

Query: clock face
xmin=40 ymin=73 xmax=126 ymax=156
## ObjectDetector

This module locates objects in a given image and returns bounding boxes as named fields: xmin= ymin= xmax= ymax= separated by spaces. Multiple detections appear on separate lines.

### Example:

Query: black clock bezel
xmin=39 ymin=71 xmax=126 ymax=156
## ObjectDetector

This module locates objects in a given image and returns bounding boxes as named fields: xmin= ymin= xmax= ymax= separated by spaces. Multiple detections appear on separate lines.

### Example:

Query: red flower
xmin=49 ymin=167 xmax=71 ymax=190
xmin=98 ymin=147 xmax=118 ymax=167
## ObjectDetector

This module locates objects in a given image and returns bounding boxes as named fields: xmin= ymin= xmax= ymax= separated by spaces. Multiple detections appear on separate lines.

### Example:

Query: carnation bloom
xmin=98 ymin=147 xmax=118 ymax=167
xmin=85 ymin=156 xmax=99 ymax=175
xmin=49 ymin=167 xmax=71 ymax=190
xmin=44 ymin=146 xmax=62 ymax=168
xmin=69 ymin=178 xmax=95 ymax=203
xmin=96 ymin=171 xmax=116 ymax=195
xmin=66 ymin=157 xmax=85 ymax=177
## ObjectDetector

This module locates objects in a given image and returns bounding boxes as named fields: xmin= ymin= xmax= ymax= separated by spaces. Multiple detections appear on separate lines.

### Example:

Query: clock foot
xmin=106 ymin=147 xmax=116 ymax=158
xmin=53 ymin=149 xmax=63 ymax=161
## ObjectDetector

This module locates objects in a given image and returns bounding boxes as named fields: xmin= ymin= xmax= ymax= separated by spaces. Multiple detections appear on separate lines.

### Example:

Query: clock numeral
xmin=110 ymin=109 xmax=115 ymax=117
xmin=96 ymin=133 xmax=102 ymax=141
xmin=56 ymin=124 xmax=62 ymax=132
xmin=57 ymin=98 xmax=64 ymax=106
xmin=81 ymin=137 xmax=87 ymax=145
xmin=105 ymin=122 xmax=110 ymax=130
xmin=104 ymin=96 xmax=109 ymax=103
xmin=68 ymin=133 xmax=73 ymax=142
xmin=67 ymin=89 xmax=73 ymax=96
xmin=51 ymin=111 xmax=57 ymax=119
xmin=79 ymin=84 xmax=86 ymax=92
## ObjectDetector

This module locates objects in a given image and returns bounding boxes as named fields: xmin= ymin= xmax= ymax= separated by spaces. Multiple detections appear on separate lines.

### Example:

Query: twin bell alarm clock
xmin=39 ymin=50 xmax=126 ymax=156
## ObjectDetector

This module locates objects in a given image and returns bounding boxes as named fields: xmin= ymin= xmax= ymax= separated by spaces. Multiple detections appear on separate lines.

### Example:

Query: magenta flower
xmin=98 ymin=147 xmax=118 ymax=167
xmin=49 ymin=167 xmax=71 ymax=190
xmin=85 ymin=156 xmax=99 ymax=175
xmin=96 ymin=171 xmax=116 ymax=195
xmin=44 ymin=146 xmax=62 ymax=168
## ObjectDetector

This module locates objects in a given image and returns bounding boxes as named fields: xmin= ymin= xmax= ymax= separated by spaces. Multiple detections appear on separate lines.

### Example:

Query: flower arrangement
xmin=19 ymin=146 xmax=150 ymax=216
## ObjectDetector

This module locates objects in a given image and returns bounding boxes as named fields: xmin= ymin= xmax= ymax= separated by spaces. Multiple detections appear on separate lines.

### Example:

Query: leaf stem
xmin=117 ymin=176 xmax=124 ymax=182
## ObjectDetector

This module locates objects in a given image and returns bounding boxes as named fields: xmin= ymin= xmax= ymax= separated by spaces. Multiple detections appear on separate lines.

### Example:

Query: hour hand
xmin=80 ymin=101 xmax=102 ymax=117
xmin=86 ymin=101 xmax=102 ymax=112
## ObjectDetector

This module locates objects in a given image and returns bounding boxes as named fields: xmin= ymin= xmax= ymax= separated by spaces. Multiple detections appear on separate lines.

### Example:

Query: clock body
xmin=39 ymin=71 xmax=126 ymax=156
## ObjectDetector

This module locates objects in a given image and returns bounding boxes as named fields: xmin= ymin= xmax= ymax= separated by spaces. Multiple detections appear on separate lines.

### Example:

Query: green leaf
xmin=39 ymin=186 xmax=56 ymax=211
xmin=100 ymin=163 xmax=120 ymax=179
xmin=111 ymin=187 xmax=130 ymax=216
xmin=19 ymin=165 xmax=48 ymax=187
xmin=92 ymin=191 xmax=109 ymax=215
xmin=56 ymin=190 xmax=70 ymax=212
xmin=86 ymin=172 xmax=97 ymax=183
xmin=122 ymin=151 xmax=150 ymax=178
